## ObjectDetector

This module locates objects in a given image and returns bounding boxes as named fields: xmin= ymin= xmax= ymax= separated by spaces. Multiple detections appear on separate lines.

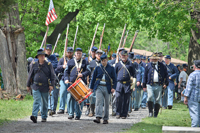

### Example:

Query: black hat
xmin=149 ymin=52 xmax=160 ymax=59
xmin=35 ymin=48 xmax=47 ymax=58
xmin=142 ymin=56 xmax=146 ymax=60
xmin=182 ymin=64 xmax=188 ymax=68
xmin=194 ymin=60 xmax=200 ymax=68
xmin=121 ymin=50 xmax=128 ymax=55
xmin=96 ymin=49 xmax=103 ymax=54
xmin=119 ymin=48 xmax=125 ymax=52
xmin=76 ymin=48 xmax=82 ymax=52
xmin=100 ymin=54 xmax=107 ymax=60
xmin=158 ymin=52 xmax=163 ymax=57
xmin=46 ymin=44 xmax=52 ymax=50
xmin=128 ymin=52 xmax=134 ymax=59
xmin=67 ymin=47 xmax=74 ymax=52
xmin=91 ymin=46 xmax=98 ymax=52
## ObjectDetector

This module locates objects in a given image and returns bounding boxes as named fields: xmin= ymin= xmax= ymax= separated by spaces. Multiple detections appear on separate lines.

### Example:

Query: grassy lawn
xmin=0 ymin=95 xmax=33 ymax=125
xmin=126 ymin=101 xmax=191 ymax=133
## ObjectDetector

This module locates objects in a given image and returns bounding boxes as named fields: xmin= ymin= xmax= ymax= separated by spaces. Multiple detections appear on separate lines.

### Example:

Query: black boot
xmin=89 ymin=104 xmax=95 ymax=117
xmin=148 ymin=101 xmax=153 ymax=117
xmin=154 ymin=103 xmax=160 ymax=118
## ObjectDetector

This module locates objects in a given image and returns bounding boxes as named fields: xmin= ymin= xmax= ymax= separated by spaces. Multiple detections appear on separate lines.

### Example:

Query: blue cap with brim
xmin=67 ymin=47 xmax=74 ymax=52
xmin=76 ymin=48 xmax=82 ymax=52
xmin=112 ymin=53 xmax=116 ymax=58
xmin=46 ymin=44 xmax=52 ymax=50
xmin=91 ymin=46 xmax=98 ymax=52
xmin=121 ymin=50 xmax=128 ymax=55
xmin=164 ymin=55 xmax=171 ymax=59
xmin=194 ymin=60 xmax=200 ymax=68
xmin=100 ymin=54 xmax=107 ymax=60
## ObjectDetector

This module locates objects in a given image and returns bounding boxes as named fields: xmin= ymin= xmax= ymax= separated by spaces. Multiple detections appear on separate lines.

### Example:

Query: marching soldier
xmin=88 ymin=49 xmax=103 ymax=117
xmin=64 ymin=48 xmax=91 ymax=120
xmin=54 ymin=53 xmax=60 ymax=61
xmin=109 ymin=48 xmax=124 ymax=66
xmin=115 ymin=50 xmax=139 ymax=119
xmin=56 ymin=47 xmax=74 ymax=114
xmin=134 ymin=55 xmax=145 ymax=111
xmin=162 ymin=55 xmax=179 ymax=109
xmin=90 ymin=54 xmax=117 ymax=124
xmin=128 ymin=52 xmax=138 ymax=113
xmin=143 ymin=53 xmax=168 ymax=117
xmin=85 ymin=46 xmax=98 ymax=61
xmin=27 ymin=48 xmax=55 ymax=123
xmin=45 ymin=44 xmax=58 ymax=115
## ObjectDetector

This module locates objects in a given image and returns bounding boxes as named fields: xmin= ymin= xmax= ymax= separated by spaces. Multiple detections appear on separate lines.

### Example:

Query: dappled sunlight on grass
xmin=126 ymin=101 xmax=191 ymax=133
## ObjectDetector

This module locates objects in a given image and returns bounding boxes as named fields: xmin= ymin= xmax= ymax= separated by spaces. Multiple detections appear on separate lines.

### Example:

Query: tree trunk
xmin=0 ymin=3 xmax=27 ymax=96
xmin=188 ymin=11 xmax=200 ymax=74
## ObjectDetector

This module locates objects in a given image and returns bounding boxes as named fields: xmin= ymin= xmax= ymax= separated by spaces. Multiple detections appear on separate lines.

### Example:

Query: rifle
xmin=115 ymin=24 xmax=127 ymax=64
xmin=41 ymin=26 xmax=49 ymax=49
xmin=99 ymin=23 xmax=106 ymax=50
xmin=63 ymin=24 xmax=70 ymax=65
xmin=73 ymin=25 xmax=79 ymax=50
xmin=88 ymin=23 xmax=99 ymax=62
xmin=122 ymin=30 xmax=129 ymax=48
xmin=52 ymin=33 xmax=61 ymax=54
xmin=129 ymin=30 xmax=139 ymax=53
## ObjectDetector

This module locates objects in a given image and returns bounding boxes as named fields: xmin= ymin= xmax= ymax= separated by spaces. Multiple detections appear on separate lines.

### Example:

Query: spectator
xmin=184 ymin=60 xmax=200 ymax=127
xmin=178 ymin=66 xmax=188 ymax=102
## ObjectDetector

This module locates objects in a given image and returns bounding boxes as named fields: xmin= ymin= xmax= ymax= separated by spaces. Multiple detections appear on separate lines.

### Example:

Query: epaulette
xmin=48 ymin=62 xmax=51 ymax=65
xmin=146 ymin=64 xmax=148 ymax=67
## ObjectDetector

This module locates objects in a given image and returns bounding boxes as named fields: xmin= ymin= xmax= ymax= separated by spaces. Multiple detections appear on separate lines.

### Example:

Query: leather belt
xmin=119 ymin=80 xmax=131 ymax=84
xmin=96 ymin=78 xmax=107 ymax=82
xmin=99 ymin=84 xmax=106 ymax=86
xmin=34 ymin=82 xmax=43 ymax=86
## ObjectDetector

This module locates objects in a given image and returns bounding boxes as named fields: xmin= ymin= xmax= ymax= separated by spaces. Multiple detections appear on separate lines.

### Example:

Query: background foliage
xmin=17 ymin=0 xmax=200 ymax=62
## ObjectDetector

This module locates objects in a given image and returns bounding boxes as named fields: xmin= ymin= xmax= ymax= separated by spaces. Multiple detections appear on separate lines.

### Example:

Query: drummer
xmin=90 ymin=54 xmax=117 ymax=124
xmin=64 ymin=48 xmax=91 ymax=120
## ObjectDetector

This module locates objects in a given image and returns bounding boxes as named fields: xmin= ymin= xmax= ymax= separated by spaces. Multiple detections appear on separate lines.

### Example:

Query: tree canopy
xmin=17 ymin=0 xmax=200 ymax=62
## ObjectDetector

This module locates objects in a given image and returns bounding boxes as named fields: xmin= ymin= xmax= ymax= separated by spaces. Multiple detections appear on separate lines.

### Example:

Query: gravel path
xmin=0 ymin=106 xmax=148 ymax=133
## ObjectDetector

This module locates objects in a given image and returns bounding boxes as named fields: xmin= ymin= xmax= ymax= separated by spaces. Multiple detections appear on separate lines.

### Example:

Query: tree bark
xmin=47 ymin=9 xmax=79 ymax=45
xmin=188 ymin=11 xmax=200 ymax=74
xmin=0 ymin=3 xmax=27 ymax=96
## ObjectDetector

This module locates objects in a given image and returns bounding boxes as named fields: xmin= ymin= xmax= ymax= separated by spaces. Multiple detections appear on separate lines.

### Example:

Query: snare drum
xmin=67 ymin=78 xmax=92 ymax=104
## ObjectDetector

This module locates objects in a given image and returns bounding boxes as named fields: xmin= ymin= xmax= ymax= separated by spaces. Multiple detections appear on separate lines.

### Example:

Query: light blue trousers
xmin=147 ymin=84 xmax=162 ymax=104
xmin=32 ymin=89 xmax=48 ymax=119
xmin=188 ymin=100 xmax=200 ymax=127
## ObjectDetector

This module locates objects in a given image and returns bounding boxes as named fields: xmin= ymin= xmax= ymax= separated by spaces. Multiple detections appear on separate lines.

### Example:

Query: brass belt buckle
xmin=38 ymin=83 xmax=42 ymax=86
xmin=123 ymin=81 xmax=126 ymax=84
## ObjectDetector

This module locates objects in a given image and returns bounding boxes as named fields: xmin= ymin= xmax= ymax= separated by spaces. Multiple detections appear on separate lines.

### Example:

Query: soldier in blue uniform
xmin=109 ymin=48 xmax=124 ymax=66
xmin=128 ymin=52 xmax=138 ymax=113
xmin=56 ymin=47 xmax=74 ymax=114
xmin=90 ymin=54 xmax=117 ymax=124
xmin=133 ymin=55 xmax=145 ymax=111
xmin=82 ymin=53 xmax=87 ymax=60
xmin=85 ymin=46 xmax=98 ymax=62
xmin=162 ymin=55 xmax=179 ymax=109
xmin=27 ymin=48 xmax=55 ymax=123
xmin=27 ymin=57 xmax=34 ymax=73
xmin=45 ymin=44 xmax=58 ymax=115
xmin=87 ymin=49 xmax=103 ymax=117
xmin=108 ymin=53 xmax=116 ymax=65
xmin=115 ymin=50 xmax=139 ymax=119
xmin=54 ymin=53 xmax=60 ymax=61
xmin=143 ymin=53 xmax=169 ymax=117
xmin=64 ymin=48 xmax=91 ymax=120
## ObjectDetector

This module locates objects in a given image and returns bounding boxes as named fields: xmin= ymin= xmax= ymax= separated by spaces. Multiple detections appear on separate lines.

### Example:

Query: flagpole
xmin=43 ymin=25 xmax=49 ymax=50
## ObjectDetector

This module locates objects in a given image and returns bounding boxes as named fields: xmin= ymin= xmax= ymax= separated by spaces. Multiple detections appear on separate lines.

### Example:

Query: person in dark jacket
xmin=143 ymin=52 xmax=169 ymax=117
xmin=90 ymin=54 xmax=117 ymax=124
xmin=27 ymin=48 xmax=55 ymax=123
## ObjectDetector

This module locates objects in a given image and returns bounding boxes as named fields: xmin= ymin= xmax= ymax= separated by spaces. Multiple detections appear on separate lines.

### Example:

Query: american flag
xmin=45 ymin=0 xmax=57 ymax=26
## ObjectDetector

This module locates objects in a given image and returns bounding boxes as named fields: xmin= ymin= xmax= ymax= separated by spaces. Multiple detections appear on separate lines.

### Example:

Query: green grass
xmin=126 ymin=101 xmax=191 ymax=133
xmin=0 ymin=94 xmax=33 ymax=125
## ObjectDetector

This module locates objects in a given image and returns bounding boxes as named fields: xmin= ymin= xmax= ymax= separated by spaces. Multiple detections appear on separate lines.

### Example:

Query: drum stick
xmin=75 ymin=69 xmax=83 ymax=81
